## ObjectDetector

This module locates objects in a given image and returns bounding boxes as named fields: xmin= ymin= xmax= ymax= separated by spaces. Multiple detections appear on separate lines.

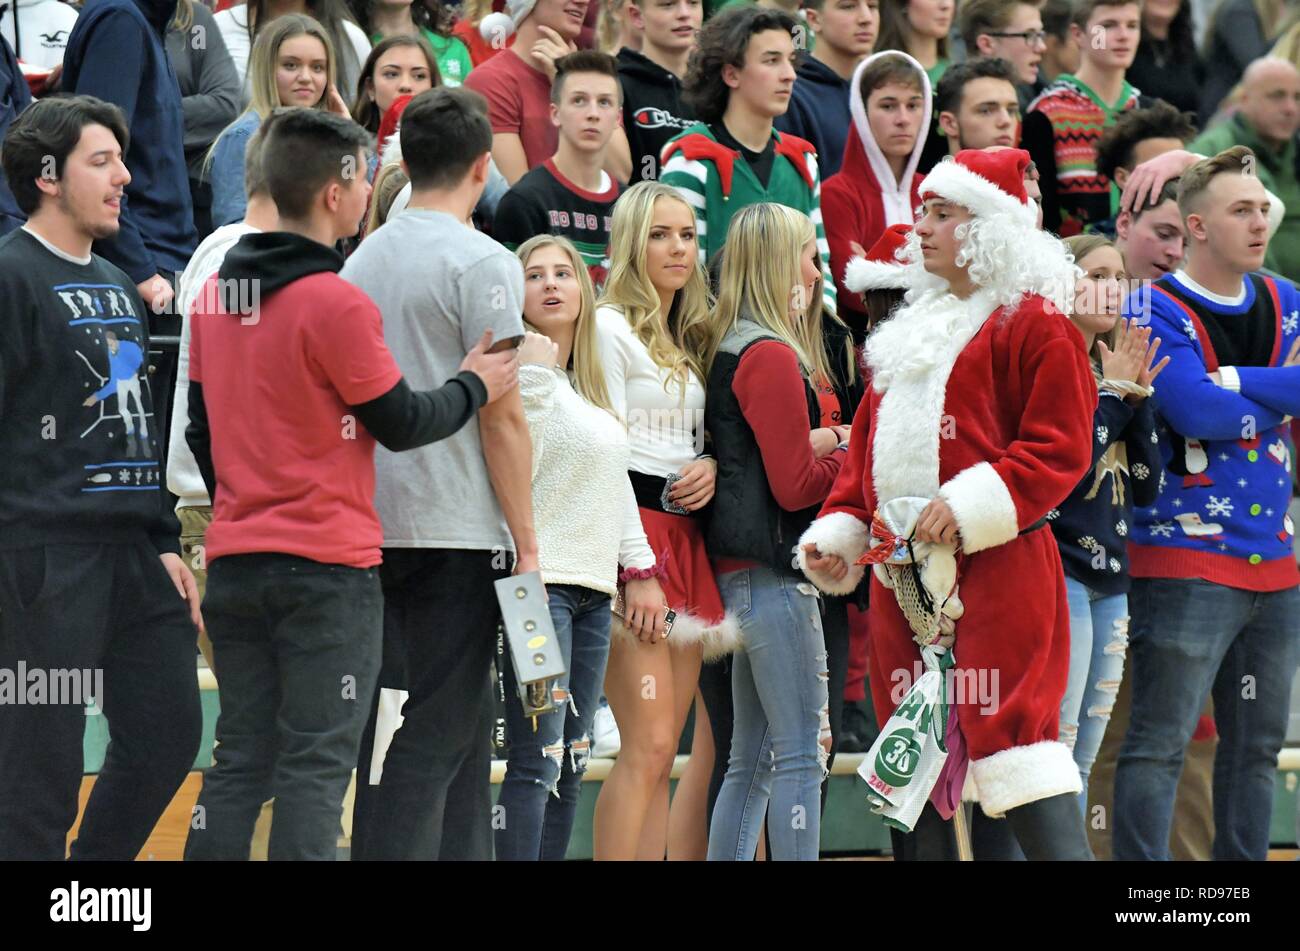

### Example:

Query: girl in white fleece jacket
xmin=495 ymin=234 xmax=666 ymax=861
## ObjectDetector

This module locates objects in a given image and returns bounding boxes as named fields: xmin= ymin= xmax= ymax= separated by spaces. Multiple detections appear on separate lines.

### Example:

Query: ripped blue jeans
xmin=707 ymin=566 xmax=830 ymax=862
xmin=496 ymin=584 xmax=612 ymax=860
xmin=1058 ymin=577 xmax=1128 ymax=814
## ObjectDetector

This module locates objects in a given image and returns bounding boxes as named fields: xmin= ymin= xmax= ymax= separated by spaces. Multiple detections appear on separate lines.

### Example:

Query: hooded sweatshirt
xmin=775 ymin=53 xmax=852 ymax=180
xmin=185 ymin=231 xmax=487 ymax=568
xmin=617 ymin=46 xmax=696 ymax=183
xmin=0 ymin=32 xmax=31 ymax=236
xmin=62 ymin=0 xmax=197 ymax=284
xmin=1 ymin=0 xmax=80 ymax=69
xmin=821 ymin=50 xmax=932 ymax=328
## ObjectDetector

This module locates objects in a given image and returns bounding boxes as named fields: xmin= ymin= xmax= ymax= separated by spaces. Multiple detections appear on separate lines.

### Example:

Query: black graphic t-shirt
xmin=0 ymin=228 xmax=179 ymax=553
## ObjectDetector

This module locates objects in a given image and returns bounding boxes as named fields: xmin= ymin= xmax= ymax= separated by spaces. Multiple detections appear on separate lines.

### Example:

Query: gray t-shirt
xmin=341 ymin=209 xmax=525 ymax=551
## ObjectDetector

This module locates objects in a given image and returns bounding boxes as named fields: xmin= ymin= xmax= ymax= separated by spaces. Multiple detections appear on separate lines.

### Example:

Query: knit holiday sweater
xmin=0 ymin=227 xmax=180 ymax=554
xmin=1127 ymin=270 xmax=1300 ymax=592
xmin=659 ymin=122 xmax=837 ymax=315
xmin=491 ymin=159 xmax=620 ymax=289
xmin=1022 ymin=74 xmax=1145 ymax=237
xmin=1047 ymin=391 xmax=1161 ymax=594
xmin=519 ymin=363 xmax=655 ymax=596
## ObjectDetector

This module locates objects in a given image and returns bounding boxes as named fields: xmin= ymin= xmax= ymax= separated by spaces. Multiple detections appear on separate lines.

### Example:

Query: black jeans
xmin=351 ymin=548 xmax=508 ymax=860
xmin=889 ymin=802 xmax=1025 ymax=861
xmin=0 ymin=540 xmax=202 ymax=860
xmin=184 ymin=553 xmax=382 ymax=861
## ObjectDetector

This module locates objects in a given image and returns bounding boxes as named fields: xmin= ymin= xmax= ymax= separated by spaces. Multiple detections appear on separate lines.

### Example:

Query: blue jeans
xmin=1059 ymin=578 xmax=1129 ymax=813
xmin=495 ymin=584 xmax=612 ymax=861
xmin=708 ymin=566 xmax=829 ymax=861
xmin=1114 ymin=578 xmax=1300 ymax=860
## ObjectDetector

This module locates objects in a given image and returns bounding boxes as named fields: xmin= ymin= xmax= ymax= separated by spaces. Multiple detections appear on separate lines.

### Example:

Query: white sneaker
xmin=591 ymin=703 xmax=621 ymax=758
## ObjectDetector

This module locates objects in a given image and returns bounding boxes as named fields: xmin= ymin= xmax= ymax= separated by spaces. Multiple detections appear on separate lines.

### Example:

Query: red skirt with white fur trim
xmin=617 ymin=506 xmax=740 ymax=660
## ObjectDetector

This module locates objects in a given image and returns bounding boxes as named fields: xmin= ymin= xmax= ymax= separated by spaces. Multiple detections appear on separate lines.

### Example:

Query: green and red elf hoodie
xmin=659 ymin=122 xmax=837 ymax=315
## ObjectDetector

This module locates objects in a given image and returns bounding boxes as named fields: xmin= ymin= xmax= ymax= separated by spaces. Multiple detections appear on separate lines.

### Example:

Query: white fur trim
xmin=797 ymin=512 xmax=870 ymax=595
xmin=867 ymin=288 xmax=1001 ymax=510
xmin=849 ymin=51 xmax=932 ymax=226
xmin=844 ymin=255 xmax=910 ymax=292
xmin=380 ymin=130 xmax=403 ymax=168
xmin=938 ymin=461 xmax=1020 ymax=555
xmin=970 ymin=740 xmax=1083 ymax=818
xmin=1265 ymin=187 xmax=1285 ymax=238
xmin=611 ymin=610 xmax=741 ymax=658
xmin=961 ymin=763 xmax=980 ymax=803
xmin=701 ymin=615 xmax=744 ymax=662
xmin=919 ymin=158 xmax=1037 ymax=228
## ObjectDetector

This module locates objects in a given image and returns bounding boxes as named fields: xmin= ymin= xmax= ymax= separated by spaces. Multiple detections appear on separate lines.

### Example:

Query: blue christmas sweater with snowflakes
xmin=1047 ymin=392 xmax=1161 ymax=595
xmin=1126 ymin=270 xmax=1300 ymax=592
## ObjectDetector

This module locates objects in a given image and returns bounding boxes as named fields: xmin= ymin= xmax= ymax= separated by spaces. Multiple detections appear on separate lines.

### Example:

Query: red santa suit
xmin=800 ymin=149 xmax=1097 ymax=819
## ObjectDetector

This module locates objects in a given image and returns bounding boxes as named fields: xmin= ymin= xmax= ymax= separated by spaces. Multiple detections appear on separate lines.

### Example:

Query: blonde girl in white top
xmin=496 ymin=234 xmax=666 ymax=861
xmin=591 ymin=180 xmax=740 ymax=860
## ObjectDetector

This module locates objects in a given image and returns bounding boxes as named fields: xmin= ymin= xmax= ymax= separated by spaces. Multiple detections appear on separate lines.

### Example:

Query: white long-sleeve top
xmin=594 ymin=305 xmax=705 ymax=478
xmin=520 ymin=363 xmax=656 ymax=596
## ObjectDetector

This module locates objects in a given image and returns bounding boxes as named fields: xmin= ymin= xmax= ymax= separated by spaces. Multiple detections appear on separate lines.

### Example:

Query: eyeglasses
xmin=985 ymin=30 xmax=1048 ymax=46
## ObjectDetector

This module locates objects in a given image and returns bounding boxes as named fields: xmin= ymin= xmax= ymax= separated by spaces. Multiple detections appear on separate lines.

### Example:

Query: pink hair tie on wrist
xmin=619 ymin=560 xmax=667 ymax=584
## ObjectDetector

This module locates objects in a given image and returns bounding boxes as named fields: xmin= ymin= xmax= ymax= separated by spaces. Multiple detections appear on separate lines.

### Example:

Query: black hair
xmin=683 ymin=6 xmax=800 ymax=125
xmin=1 ymin=95 xmax=130 ymax=216
xmin=399 ymin=86 xmax=493 ymax=190
xmin=243 ymin=111 xmax=282 ymax=200
xmin=1140 ymin=0 xmax=1198 ymax=64
xmin=350 ymin=0 xmax=456 ymax=37
xmin=260 ymin=107 xmax=370 ymax=219
xmin=1094 ymin=100 xmax=1197 ymax=182
xmin=934 ymin=56 xmax=1018 ymax=115
xmin=1040 ymin=0 xmax=1073 ymax=40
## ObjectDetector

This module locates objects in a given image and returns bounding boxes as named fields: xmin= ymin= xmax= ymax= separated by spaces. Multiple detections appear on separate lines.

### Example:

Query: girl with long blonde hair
xmin=591 ymin=180 xmax=737 ymax=860
xmin=702 ymin=203 xmax=844 ymax=860
xmin=496 ymin=235 xmax=664 ymax=860
xmin=207 ymin=14 xmax=350 ymax=226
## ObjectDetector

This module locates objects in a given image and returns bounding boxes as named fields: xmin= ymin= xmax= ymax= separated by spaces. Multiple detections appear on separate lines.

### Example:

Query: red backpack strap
xmin=662 ymin=133 xmax=741 ymax=198
xmin=773 ymin=131 xmax=818 ymax=191
xmin=1150 ymin=283 xmax=1220 ymax=372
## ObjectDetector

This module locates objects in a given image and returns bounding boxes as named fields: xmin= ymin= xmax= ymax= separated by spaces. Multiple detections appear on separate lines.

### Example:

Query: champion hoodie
xmin=821 ymin=50 xmax=932 ymax=327
xmin=617 ymin=47 xmax=696 ymax=182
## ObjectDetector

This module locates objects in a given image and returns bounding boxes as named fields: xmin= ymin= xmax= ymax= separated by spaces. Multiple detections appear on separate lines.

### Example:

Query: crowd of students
xmin=0 ymin=0 xmax=1298 ymax=863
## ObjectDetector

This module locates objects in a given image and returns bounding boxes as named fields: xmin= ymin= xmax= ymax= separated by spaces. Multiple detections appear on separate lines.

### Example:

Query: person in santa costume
xmin=800 ymin=147 xmax=1099 ymax=860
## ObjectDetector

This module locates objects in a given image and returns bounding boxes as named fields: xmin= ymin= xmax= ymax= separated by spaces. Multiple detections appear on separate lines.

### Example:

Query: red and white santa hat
xmin=918 ymin=148 xmax=1036 ymax=226
xmin=844 ymin=223 xmax=913 ymax=293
